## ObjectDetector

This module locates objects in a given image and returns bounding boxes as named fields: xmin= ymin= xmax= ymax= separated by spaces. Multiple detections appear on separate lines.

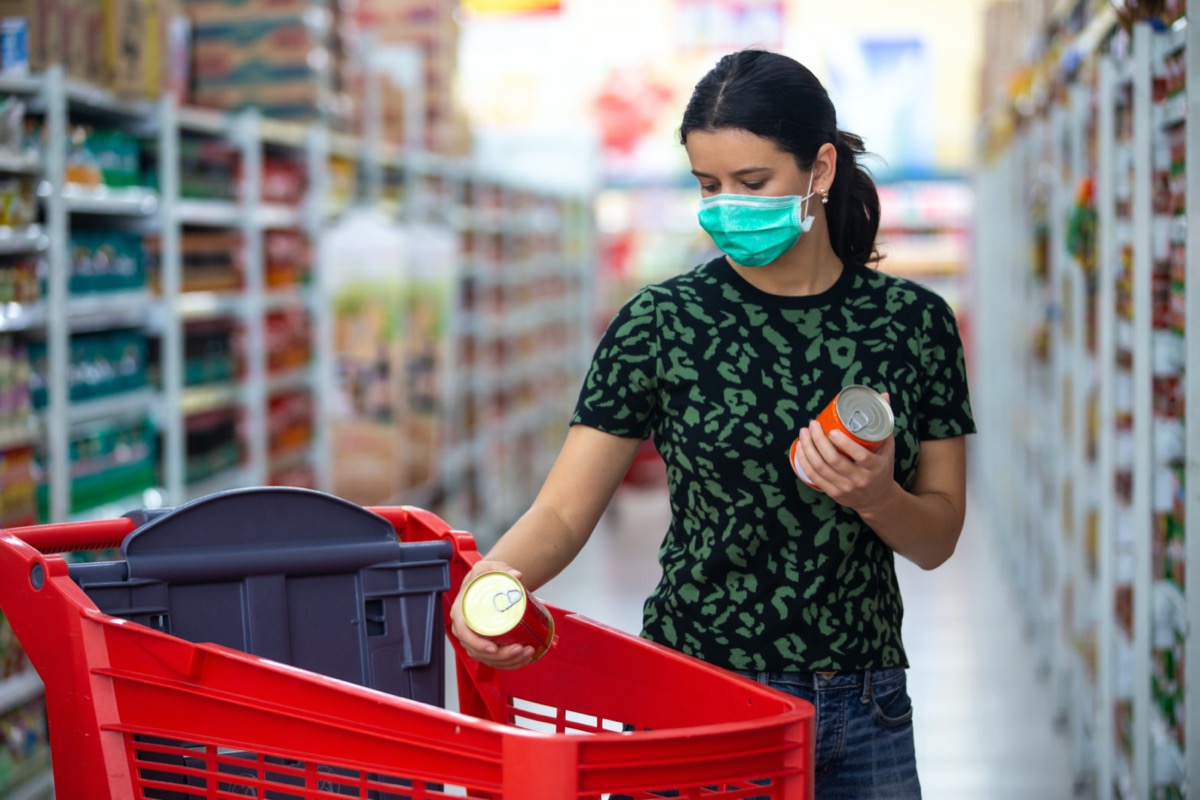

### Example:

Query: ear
xmin=812 ymin=142 xmax=837 ymax=193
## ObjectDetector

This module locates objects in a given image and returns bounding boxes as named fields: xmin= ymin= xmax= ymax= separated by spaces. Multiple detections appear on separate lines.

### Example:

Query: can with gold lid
xmin=460 ymin=570 xmax=556 ymax=661
xmin=790 ymin=385 xmax=894 ymax=490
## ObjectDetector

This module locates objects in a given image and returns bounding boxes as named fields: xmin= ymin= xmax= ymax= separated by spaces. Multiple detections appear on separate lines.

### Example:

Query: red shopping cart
xmin=0 ymin=491 xmax=814 ymax=799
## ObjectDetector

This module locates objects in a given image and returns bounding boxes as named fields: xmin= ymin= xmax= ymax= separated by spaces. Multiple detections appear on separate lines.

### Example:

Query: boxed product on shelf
xmin=185 ymin=406 xmax=241 ymax=483
xmin=264 ymin=229 xmax=310 ymax=287
xmin=0 ymin=0 xmax=58 ymax=73
xmin=102 ymin=0 xmax=185 ymax=98
xmin=0 ymin=697 xmax=49 ymax=793
xmin=179 ymin=136 xmax=240 ymax=200
xmin=27 ymin=329 xmax=148 ymax=408
xmin=0 ymin=333 xmax=32 ymax=423
xmin=0 ymin=175 xmax=34 ymax=227
xmin=64 ymin=125 xmax=143 ymax=189
xmin=67 ymin=230 xmax=146 ymax=294
xmin=261 ymin=154 xmax=306 ymax=204
xmin=265 ymin=306 xmax=311 ymax=372
xmin=186 ymin=3 xmax=347 ymax=125
xmin=0 ymin=256 xmax=40 ymax=305
xmin=0 ymin=446 xmax=35 ymax=528
xmin=35 ymin=417 xmax=158 ymax=519
xmin=0 ymin=611 xmax=29 ymax=679
xmin=267 ymin=387 xmax=312 ymax=455
xmin=146 ymin=230 xmax=246 ymax=292
xmin=183 ymin=318 xmax=239 ymax=385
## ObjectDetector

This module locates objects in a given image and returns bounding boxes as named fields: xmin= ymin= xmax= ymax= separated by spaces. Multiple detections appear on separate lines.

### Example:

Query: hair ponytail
xmin=829 ymin=130 xmax=882 ymax=266
xmin=681 ymin=49 xmax=884 ymax=266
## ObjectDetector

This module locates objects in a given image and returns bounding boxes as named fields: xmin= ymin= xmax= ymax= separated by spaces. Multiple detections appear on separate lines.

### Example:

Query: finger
xmin=806 ymin=420 xmax=844 ymax=465
xmin=880 ymin=391 xmax=891 ymax=405
xmin=827 ymin=428 xmax=872 ymax=462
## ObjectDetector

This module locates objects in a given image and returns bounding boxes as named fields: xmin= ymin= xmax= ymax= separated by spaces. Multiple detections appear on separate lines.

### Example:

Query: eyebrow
xmin=690 ymin=166 xmax=773 ymax=179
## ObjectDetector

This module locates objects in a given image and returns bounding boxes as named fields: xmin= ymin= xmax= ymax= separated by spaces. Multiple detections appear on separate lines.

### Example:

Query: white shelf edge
xmin=66 ymin=388 xmax=160 ymax=427
xmin=0 ymin=669 xmax=44 ymax=717
xmin=177 ymin=199 xmax=241 ymax=227
xmin=185 ymin=466 xmax=254 ymax=503
xmin=181 ymin=383 xmax=246 ymax=416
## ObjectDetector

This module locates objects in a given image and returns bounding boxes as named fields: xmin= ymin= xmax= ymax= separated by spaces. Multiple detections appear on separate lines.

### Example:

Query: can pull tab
xmin=492 ymin=589 xmax=523 ymax=613
xmin=846 ymin=409 xmax=870 ymax=434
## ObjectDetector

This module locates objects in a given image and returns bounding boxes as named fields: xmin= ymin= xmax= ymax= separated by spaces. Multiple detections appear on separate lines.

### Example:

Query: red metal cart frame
xmin=0 ymin=504 xmax=814 ymax=798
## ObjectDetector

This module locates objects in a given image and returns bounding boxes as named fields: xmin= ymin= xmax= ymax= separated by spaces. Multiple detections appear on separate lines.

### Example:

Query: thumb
xmin=880 ymin=391 xmax=891 ymax=405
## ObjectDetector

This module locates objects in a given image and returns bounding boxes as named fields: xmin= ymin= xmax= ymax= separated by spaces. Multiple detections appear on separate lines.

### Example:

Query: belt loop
xmin=861 ymin=668 xmax=873 ymax=704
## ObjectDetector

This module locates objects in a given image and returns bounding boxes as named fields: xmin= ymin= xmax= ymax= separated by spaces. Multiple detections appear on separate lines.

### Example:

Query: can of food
xmin=460 ymin=570 xmax=556 ymax=661
xmin=789 ymin=385 xmax=894 ymax=490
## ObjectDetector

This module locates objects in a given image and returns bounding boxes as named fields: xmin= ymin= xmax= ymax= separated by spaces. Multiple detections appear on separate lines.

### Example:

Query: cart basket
xmin=0 ymin=497 xmax=815 ymax=799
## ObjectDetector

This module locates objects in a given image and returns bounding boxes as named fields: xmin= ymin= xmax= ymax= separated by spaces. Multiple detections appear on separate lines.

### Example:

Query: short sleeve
xmin=915 ymin=297 xmax=976 ymax=441
xmin=570 ymin=287 xmax=660 ymax=439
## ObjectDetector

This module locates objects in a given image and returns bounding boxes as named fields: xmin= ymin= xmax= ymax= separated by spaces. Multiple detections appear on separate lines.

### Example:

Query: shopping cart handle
xmin=5 ymin=518 xmax=136 ymax=554
xmin=368 ymin=506 xmax=480 ymax=567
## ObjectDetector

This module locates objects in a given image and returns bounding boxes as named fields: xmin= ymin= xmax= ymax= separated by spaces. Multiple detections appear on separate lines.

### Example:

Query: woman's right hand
xmin=449 ymin=560 xmax=539 ymax=669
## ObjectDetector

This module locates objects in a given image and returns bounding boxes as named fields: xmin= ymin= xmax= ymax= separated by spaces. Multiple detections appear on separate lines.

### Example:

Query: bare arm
xmin=449 ymin=425 xmax=643 ymax=667
xmin=793 ymin=406 xmax=967 ymax=570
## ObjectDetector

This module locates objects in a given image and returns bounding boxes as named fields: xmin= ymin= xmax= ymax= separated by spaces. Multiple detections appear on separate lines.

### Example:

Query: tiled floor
xmin=532 ymin=483 xmax=1079 ymax=799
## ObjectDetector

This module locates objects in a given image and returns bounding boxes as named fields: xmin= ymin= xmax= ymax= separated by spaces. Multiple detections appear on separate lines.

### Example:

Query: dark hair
xmin=680 ymin=49 xmax=882 ymax=265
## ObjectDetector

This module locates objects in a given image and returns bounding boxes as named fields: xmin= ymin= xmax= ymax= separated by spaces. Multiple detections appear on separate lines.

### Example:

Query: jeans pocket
xmin=870 ymin=673 xmax=914 ymax=729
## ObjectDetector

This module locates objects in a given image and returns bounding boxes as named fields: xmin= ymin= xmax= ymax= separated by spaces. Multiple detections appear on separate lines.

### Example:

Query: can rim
xmin=835 ymin=385 xmax=894 ymax=443
xmin=461 ymin=571 xmax=527 ymax=638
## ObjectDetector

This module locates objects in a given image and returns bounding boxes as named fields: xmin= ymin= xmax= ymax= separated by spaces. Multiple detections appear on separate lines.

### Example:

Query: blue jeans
xmin=737 ymin=667 xmax=922 ymax=799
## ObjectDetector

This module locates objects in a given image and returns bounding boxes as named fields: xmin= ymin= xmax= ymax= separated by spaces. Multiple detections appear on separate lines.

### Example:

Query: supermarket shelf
xmin=258 ymin=204 xmax=304 ymax=229
xmin=69 ymin=487 xmax=166 ymax=523
xmin=66 ymin=388 xmax=160 ymax=428
xmin=185 ymin=466 xmax=254 ymax=503
xmin=0 ymin=225 xmax=47 ymax=254
xmin=67 ymin=290 xmax=154 ymax=332
xmin=177 ymin=199 xmax=241 ymax=227
xmin=177 ymin=105 xmax=235 ymax=137
xmin=267 ymin=366 xmax=314 ymax=395
xmin=64 ymin=77 xmax=153 ymax=119
xmin=0 ymin=150 xmax=41 ymax=175
xmin=0 ymin=669 xmax=44 ymax=717
xmin=0 ymin=76 xmax=43 ymax=96
xmin=259 ymin=118 xmax=308 ymax=150
xmin=1152 ymin=711 xmax=1186 ymax=785
xmin=0 ymin=301 xmax=47 ymax=331
xmin=264 ymin=286 xmax=312 ymax=311
xmin=59 ymin=184 xmax=159 ymax=216
xmin=0 ymin=417 xmax=39 ymax=450
xmin=182 ymin=383 xmax=246 ymax=416
xmin=4 ymin=767 xmax=53 ymax=800
xmin=269 ymin=444 xmax=312 ymax=475
xmin=178 ymin=291 xmax=246 ymax=320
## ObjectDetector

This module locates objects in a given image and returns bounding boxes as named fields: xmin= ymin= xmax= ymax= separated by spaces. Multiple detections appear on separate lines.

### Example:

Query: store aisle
xmin=535 ymin=484 xmax=1078 ymax=799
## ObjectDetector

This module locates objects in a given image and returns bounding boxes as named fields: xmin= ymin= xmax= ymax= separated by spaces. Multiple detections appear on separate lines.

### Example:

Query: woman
xmin=450 ymin=49 xmax=974 ymax=798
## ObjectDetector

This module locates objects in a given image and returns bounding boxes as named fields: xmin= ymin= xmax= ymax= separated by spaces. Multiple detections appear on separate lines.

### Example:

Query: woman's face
xmin=685 ymin=128 xmax=811 ymax=199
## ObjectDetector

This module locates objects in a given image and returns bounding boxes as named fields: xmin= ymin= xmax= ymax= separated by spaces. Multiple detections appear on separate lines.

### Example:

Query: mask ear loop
xmin=799 ymin=170 xmax=816 ymax=220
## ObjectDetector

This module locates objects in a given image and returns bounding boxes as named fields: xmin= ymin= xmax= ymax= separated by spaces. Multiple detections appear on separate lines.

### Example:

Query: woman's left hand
xmin=794 ymin=393 xmax=898 ymax=513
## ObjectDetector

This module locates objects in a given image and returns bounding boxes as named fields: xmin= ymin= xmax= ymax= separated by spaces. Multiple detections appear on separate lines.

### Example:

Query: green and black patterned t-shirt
xmin=571 ymin=257 xmax=975 ymax=672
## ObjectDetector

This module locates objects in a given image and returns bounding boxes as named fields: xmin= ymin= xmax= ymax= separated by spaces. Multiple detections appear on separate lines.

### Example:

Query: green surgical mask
xmin=697 ymin=173 xmax=816 ymax=267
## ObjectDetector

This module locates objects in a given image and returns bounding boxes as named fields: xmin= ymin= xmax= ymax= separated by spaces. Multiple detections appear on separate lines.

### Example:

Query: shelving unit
xmin=976 ymin=3 xmax=1195 ymax=797
xmin=0 ymin=65 xmax=594 ymax=797
xmin=875 ymin=178 xmax=972 ymax=310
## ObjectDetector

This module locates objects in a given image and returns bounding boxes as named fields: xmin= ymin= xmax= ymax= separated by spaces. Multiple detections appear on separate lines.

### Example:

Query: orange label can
xmin=790 ymin=385 xmax=894 ymax=490
xmin=460 ymin=571 xmax=556 ymax=661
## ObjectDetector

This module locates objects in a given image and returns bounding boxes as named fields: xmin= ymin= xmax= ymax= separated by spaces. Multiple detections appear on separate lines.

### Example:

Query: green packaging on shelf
xmin=190 ymin=14 xmax=324 ymax=84
xmin=65 ymin=126 xmax=142 ymax=189
xmin=67 ymin=230 xmax=146 ymax=295
xmin=35 ymin=417 xmax=157 ymax=520
xmin=28 ymin=329 xmax=148 ymax=408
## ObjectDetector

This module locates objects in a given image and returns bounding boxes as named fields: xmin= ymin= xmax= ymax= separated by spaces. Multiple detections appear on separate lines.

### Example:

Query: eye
xmin=699 ymin=183 xmax=719 ymax=193
xmin=742 ymin=181 xmax=765 ymax=191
